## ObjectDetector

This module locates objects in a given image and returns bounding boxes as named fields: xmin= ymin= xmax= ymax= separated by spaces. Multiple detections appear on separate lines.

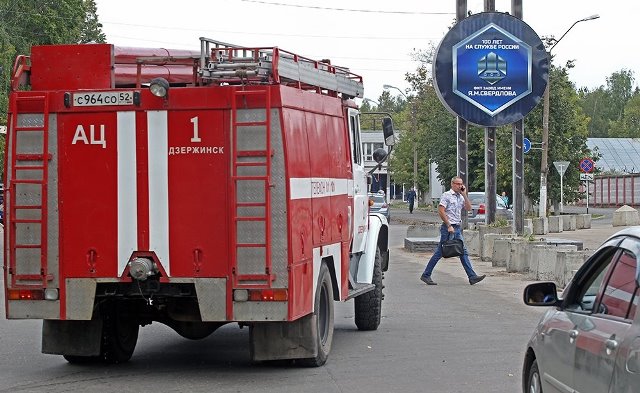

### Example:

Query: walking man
xmin=420 ymin=177 xmax=485 ymax=286
xmin=407 ymin=188 xmax=417 ymax=214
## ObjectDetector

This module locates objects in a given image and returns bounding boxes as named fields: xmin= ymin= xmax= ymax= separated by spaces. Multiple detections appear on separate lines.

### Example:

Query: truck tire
xmin=100 ymin=304 xmax=139 ymax=364
xmin=299 ymin=262 xmax=334 ymax=367
xmin=63 ymin=354 xmax=100 ymax=364
xmin=354 ymin=247 xmax=383 ymax=331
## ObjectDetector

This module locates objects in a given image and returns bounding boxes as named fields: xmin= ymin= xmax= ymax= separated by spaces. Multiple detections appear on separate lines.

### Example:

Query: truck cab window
xmin=350 ymin=114 xmax=362 ymax=165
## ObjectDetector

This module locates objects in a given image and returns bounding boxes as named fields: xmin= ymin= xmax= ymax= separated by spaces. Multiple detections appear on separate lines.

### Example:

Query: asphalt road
xmin=1 ymin=224 xmax=548 ymax=393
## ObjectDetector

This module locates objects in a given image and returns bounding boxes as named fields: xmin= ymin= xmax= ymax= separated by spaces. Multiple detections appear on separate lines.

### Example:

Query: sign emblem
xmin=478 ymin=52 xmax=507 ymax=85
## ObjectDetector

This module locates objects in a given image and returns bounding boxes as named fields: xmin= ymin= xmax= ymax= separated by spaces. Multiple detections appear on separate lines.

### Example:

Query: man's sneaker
xmin=469 ymin=275 xmax=486 ymax=285
xmin=420 ymin=275 xmax=437 ymax=285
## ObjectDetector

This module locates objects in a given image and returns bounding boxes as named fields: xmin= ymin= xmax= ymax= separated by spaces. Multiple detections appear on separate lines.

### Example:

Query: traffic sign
xmin=523 ymin=137 xmax=531 ymax=153
xmin=579 ymin=157 xmax=595 ymax=173
xmin=553 ymin=161 xmax=570 ymax=176
xmin=580 ymin=173 xmax=594 ymax=181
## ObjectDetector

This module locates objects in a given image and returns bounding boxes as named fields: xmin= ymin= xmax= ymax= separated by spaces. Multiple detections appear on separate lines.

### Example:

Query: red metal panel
xmin=279 ymin=87 xmax=343 ymax=118
xmin=30 ymin=44 xmax=114 ymax=90
xmin=282 ymin=108 xmax=312 ymax=318
xmin=306 ymin=113 xmax=332 ymax=245
xmin=289 ymin=260 xmax=312 ymax=320
xmin=326 ymin=114 xmax=350 ymax=243
xmin=167 ymin=110 xmax=229 ymax=277
xmin=325 ymin=114 xmax=351 ymax=298
xmin=59 ymin=113 xmax=118 ymax=277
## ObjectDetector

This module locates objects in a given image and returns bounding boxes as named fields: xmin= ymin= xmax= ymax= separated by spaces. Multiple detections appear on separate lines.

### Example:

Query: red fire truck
xmin=3 ymin=38 xmax=393 ymax=366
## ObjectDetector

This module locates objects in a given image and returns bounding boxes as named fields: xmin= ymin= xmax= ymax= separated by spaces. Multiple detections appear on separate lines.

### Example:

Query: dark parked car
xmin=522 ymin=226 xmax=640 ymax=393
xmin=368 ymin=193 xmax=390 ymax=222
xmin=467 ymin=191 xmax=513 ymax=223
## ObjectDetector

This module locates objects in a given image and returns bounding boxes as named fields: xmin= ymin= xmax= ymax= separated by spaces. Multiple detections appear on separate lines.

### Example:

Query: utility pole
xmin=539 ymin=14 xmax=600 ymax=217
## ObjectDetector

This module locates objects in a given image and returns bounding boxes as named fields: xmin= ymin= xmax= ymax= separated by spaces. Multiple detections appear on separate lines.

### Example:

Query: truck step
xmin=346 ymin=283 xmax=375 ymax=300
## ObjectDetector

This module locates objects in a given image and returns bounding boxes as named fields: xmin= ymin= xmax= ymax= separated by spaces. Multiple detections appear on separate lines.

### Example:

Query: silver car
xmin=368 ymin=193 xmax=390 ymax=221
xmin=522 ymin=226 xmax=640 ymax=393
xmin=467 ymin=191 xmax=513 ymax=223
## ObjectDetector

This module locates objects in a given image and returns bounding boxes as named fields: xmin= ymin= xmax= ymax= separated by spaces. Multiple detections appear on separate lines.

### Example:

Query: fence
xmin=579 ymin=174 xmax=640 ymax=206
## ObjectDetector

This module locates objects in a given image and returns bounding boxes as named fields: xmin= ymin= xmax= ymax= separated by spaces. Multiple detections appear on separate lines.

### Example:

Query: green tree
xmin=524 ymin=65 xmax=591 ymax=209
xmin=609 ymin=95 xmax=640 ymax=138
xmin=0 ymin=0 xmax=105 ymax=123
xmin=579 ymin=69 xmax=637 ymax=137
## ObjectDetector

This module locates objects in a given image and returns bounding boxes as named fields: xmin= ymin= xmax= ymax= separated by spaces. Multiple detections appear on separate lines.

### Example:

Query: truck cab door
xmin=347 ymin=109 xmax=367 ymax=253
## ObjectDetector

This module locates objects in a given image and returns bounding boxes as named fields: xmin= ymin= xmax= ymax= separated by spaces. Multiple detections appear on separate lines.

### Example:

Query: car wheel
xmin=527 ymin=359 xmax=542 ymax=393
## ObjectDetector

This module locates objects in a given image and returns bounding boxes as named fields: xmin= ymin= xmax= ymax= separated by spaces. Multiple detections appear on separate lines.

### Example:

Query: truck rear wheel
xmin=63 ymin=354 xmax=100 ymax=364
xmin=299 ymin=262 xmax=334 ymax=367
xmin=100 ymin=303 xmax=139 ymax=364
xmin=354 ymin=247 xmax=383 ymax=331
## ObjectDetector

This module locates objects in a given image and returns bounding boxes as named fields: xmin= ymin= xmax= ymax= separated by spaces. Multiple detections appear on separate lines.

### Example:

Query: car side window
xmin=566 ymin=244 xmax=619 ymax=313
xmin=598 ymin=249 xmax=638 ymax=319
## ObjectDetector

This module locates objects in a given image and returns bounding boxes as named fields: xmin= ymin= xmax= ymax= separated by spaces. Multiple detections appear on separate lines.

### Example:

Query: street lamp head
xmin=382 ymin=84 xmax=394 ymax=90
xmin=550 ymin=14 xmax=600 ymax=52
xmin=363 ymin=98 xmax=379 ymax=105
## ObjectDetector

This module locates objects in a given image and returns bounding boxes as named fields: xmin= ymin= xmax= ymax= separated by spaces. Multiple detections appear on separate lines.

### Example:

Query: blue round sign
xmin=523 ymin=137 xmax=531 ymax=153
xmin=433 ymin=12 xmax=548 ymax=127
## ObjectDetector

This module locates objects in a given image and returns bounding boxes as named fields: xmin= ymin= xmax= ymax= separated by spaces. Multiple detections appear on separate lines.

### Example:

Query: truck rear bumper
xmin=6 ymin=277 xmax=289 ymax=322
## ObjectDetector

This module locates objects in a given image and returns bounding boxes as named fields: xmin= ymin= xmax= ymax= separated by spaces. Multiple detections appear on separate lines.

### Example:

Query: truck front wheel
xmin=354 ymin=247 xmax=383 ymax=331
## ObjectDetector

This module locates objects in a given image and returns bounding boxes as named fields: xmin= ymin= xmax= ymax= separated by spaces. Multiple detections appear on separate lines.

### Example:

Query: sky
xmin=94 ymin=0 xmax=637 ymax=103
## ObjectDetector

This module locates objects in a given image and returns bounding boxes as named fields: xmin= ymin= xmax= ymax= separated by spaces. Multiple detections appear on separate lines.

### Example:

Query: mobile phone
xmin=461 ymin=186 xmax=465 ymax=192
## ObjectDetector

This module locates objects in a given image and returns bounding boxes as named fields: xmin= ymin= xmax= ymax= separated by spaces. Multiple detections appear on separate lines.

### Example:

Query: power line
xmin=102 ymin=20 xmax=440 ymax=41
xmin=239 ymin=0 xmax=454 ymax=15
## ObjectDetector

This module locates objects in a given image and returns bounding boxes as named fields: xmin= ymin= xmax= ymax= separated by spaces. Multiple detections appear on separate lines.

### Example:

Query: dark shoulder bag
xmin=442 ymin=233 xmax=464 ymax=258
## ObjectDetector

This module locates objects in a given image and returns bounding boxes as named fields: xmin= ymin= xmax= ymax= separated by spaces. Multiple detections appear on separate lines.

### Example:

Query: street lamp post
xmin=383 ymin=84 xmax=418 ymax=192
xmin=539 ymin=14 xmax=599 ymax=218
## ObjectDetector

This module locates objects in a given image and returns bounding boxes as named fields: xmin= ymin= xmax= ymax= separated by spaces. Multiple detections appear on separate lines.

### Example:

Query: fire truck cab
xmin=3 ymin=37 xmax=393 ymax=366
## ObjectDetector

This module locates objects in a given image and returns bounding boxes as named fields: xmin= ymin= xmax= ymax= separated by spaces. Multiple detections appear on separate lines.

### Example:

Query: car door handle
xmin=569 ymin=329 xmax=579 ymax=343
xmin=605 ymin=339 xmax=619 ymax=355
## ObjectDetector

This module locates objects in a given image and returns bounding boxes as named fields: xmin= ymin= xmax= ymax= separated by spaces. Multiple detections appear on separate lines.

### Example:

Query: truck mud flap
xmin=42 ymin=319 xmax=102 ymax=356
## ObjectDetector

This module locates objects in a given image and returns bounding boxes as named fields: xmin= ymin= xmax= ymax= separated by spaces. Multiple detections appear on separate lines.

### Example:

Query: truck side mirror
xmin=382 ymin=118 xmax=395 ymax=147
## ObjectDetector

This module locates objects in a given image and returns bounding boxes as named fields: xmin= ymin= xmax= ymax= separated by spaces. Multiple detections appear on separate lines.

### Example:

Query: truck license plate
xmin=72 ymin=91 xmax=134 ymax=107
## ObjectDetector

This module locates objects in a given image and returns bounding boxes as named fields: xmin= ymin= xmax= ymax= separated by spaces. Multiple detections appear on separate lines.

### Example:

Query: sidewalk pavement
xmin=393 ymin=203 xmax=637 ymax=252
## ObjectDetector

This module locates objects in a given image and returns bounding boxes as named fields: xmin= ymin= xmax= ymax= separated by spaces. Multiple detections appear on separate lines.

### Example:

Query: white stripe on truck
xmin=147 ymin=111 xmax=171 ymax=275
xmin=117 ymin=111 xmax=138 ymax=275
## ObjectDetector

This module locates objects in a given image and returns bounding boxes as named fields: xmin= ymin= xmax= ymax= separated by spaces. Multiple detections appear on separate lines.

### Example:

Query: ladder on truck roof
xmin=198 ymin=37 xmax=364 ymax=98
xmin=7 ymin=93 xmax=53 ymax=289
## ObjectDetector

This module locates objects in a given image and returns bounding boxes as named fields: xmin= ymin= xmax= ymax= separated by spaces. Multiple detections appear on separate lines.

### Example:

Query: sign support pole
xmin=456 ymin=0 xmax=469 ymax=229
xmin=560 ymin=165 xmax=565 ymax=213
xmin=512 ymin=0 xmax=525 ymax=235
xmin=484 ymin=0 xmax=497 ymax=225
xmin=586 ymin=180 xmax=589 ymax=214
